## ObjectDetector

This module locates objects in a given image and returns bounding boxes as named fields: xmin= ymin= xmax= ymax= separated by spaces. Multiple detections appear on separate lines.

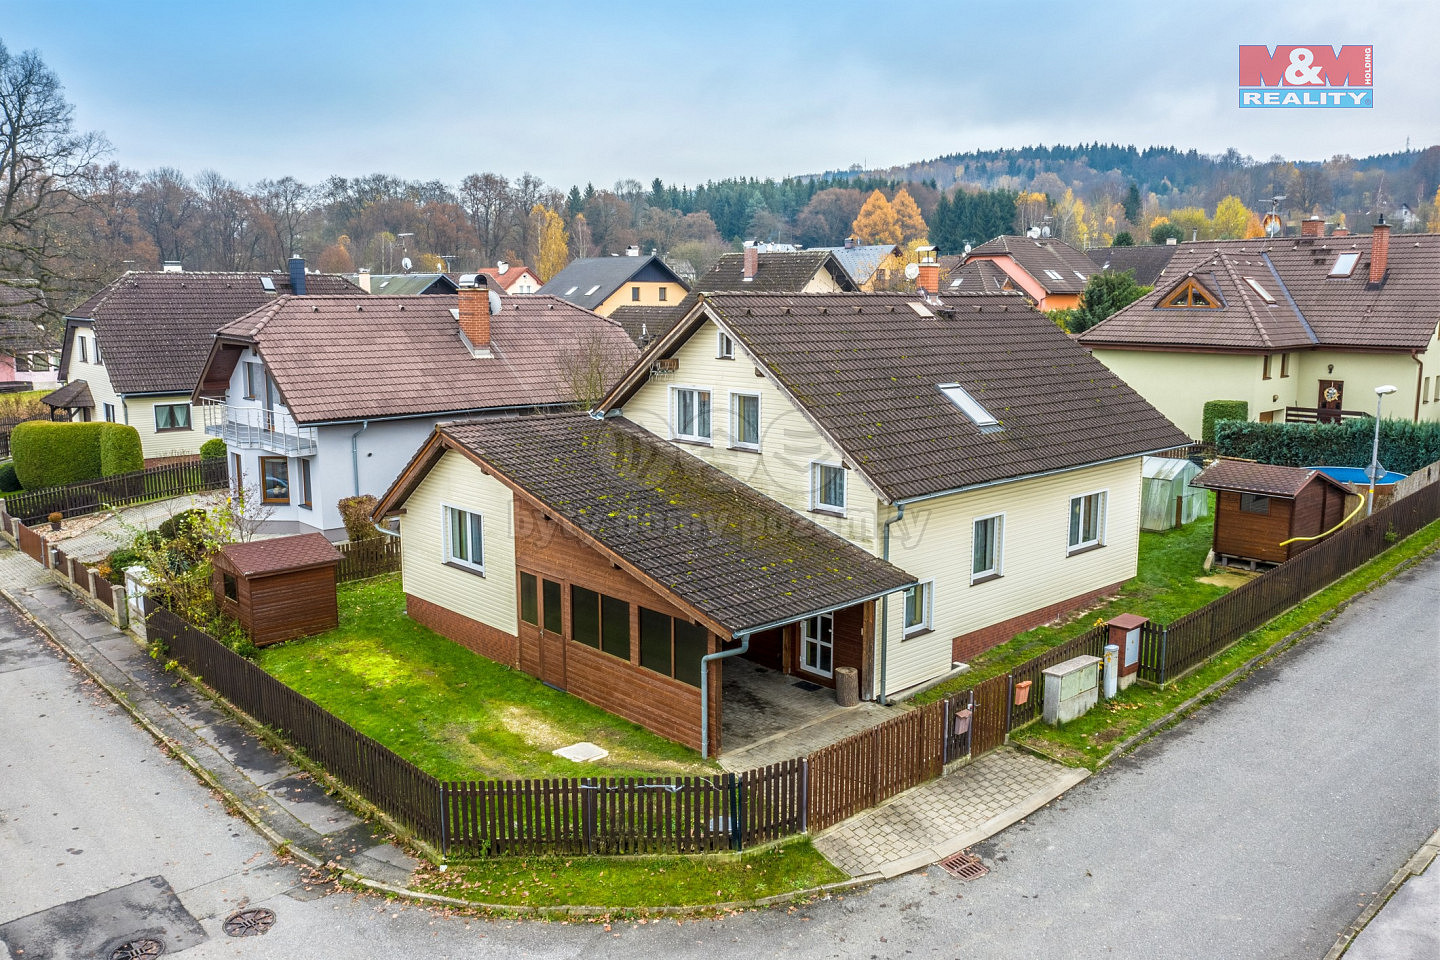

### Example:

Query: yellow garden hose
xmin=1278 ymin=492 xmax=1367 ymax=546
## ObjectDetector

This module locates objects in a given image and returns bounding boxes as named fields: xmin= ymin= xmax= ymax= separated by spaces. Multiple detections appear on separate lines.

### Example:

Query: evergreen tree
xmin=1123 ymin=183 xmax=1141 ymax=225
xmin=1065 ymin=270 xmax=1149 ymax=333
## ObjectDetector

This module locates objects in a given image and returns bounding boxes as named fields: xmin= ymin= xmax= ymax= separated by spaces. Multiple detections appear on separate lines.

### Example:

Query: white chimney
xmin=625 ymin=245 xmax=640 ymax=257
xmin=357 ymin=268 xmax=371 ymax=293
xmin=496 ymin=260 xmax=509 ymax=275
xmin=162 ymin=261 xmax=183 ymax=273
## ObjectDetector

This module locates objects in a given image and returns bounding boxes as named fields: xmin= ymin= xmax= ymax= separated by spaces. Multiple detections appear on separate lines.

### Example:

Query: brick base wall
xmin=406 ymin=593 xmax=520 ymax=668
xmin=951 ymin=578 xmax=1127 ymax=663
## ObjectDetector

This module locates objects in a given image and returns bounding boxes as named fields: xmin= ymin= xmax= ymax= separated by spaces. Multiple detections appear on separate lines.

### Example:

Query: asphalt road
xmin=2 ymin=554 xmax=1436 ymax=959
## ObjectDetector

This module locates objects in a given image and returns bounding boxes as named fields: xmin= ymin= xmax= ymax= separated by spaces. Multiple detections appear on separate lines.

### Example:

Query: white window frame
xmin=1067 ymin=490 xmax=1107 ymax=554
xmin=729 ymin=391 xmax=761 ymax=451
xmin=103 ymin=402 xmax=117 ymax=423
xmin=77 ymin=334 xmax=88 ymax=363
xmin=972 ymin=512 xmax=1005 ymax=582
xmin=800 ymin=613 xmax=834 ymax=677
xmin=717 ymin=330 xmax=735 ymax=359
xmin=670 ymin=385 xmax=713 ymax=444
xmin=810 ymin=461 xmax=846 ymax=515
xmin=902 ymin=581 xmax=933 ymax=637
xmin=442 ymin=503 xmax=485 ymax=574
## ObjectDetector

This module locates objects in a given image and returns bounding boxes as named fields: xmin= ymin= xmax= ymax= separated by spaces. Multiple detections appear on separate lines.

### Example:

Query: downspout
xmin=700 ymin=633 xmax=749 ymax=759
xmin=878 ymin=502 xmax=906 ymax=706
xmin=350 ymin=420 xmax=370 ymax=496
xmin=1413 ymin=350 xmax=1424 ymax=421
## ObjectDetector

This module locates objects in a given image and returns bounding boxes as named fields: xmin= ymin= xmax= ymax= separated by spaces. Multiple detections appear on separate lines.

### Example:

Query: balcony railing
xmin=200 ymin=398 xmax=317 ymax=456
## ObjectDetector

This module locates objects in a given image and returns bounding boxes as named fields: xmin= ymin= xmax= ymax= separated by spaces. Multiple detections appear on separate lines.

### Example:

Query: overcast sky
xmin=3 ymin=1 xmax=1436 ymax=191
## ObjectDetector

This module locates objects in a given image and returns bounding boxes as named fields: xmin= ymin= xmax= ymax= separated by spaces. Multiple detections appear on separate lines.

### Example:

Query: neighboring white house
xmin=192 ymin=282 xmax=637 ymax=539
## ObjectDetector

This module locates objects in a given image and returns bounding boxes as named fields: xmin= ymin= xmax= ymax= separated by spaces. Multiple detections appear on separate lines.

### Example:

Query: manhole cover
xmin=223 ymin=908 xmax=277 ymax=937
xmin=110 ymin=939 xmax=165 ymax=960
xmin=937 ymin=850 xmax=989 ymax=882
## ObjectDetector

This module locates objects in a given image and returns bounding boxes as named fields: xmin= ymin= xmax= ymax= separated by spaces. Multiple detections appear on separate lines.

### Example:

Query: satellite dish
xmin=904 ymin=262 xmax=921 ymax=281
xmin=488 ymin=289 xmax=503 ymax=315
xmin=401 ymin=256 xmax=413 ymax=272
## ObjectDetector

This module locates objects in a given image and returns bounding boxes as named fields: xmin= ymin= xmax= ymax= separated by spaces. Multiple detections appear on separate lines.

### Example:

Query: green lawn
xmin=1012 ymin=517 xmax=1440 ymax=769
xmin=257 ymin=576 xmax=716 ymax=781
xmin=412 ymin=839 xmax=847 ymax=910
xmin=915 ymin=493 xmax=1231 ymax=705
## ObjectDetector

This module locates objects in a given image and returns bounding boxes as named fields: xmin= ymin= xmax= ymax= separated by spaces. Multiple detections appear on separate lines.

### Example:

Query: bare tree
xmin=558 ymin=331 xmax=636 ymax=411
xmin=253 ymin=176 xmax=315 ymax=261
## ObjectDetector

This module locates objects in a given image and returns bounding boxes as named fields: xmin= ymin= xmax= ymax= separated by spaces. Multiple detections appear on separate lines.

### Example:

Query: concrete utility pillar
xmin=1106 ymin=614 xmax=1148 ymax=690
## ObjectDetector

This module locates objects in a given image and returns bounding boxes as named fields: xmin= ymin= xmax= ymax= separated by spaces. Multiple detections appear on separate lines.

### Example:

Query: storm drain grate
xmin=937 ymin=850 xmax=989 ymax=882
xmin=110 ymin=938 xmax=165 ymax=960
xmin=223 ymin=908 xmax=277 ymax=937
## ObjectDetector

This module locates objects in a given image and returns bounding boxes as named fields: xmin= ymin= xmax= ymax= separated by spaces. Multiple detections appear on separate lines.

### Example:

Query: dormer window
xmin=939 ymin=383 xmax=1002 ymax=433
xmin=1160 ymin=278 xmax=1221 ymax=309
xmin=1242 ymin=277 xmax=1276 ymax=304
xmin=1328 ymin=252 xmax=1360 ymax=277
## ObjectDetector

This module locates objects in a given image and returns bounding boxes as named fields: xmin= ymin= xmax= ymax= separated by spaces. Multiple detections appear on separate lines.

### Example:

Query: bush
xmin=1202 ymin=400 xmax=1249 ymax=445
xmin=11 ymin=421 xmax=105 ymax=489
xmin=1112 ymin=231 xmax=1134 ymax=247
xmin=200 ymin=438 xmax=227 ymax=460
xmin=158 ymin=508 xmax=206 ymax=542
xmin=104 ymin=546 xmax=145 ymax=583
xmin=0 ymin=462 xmax=20 ymax=493
xmin=99 ymin=424 xmax=143 ymax=476
xmin=1216 ymin=418 xmax=1440 ymax=475
xmin=338 ymin=495 xmax=380 ymax=541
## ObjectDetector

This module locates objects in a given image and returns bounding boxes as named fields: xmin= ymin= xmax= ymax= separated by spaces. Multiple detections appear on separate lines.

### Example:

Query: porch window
xmin=731 ymin=393 xmax=760 ymax=450
xmin=570 ymin=586 xmax=631 ymax=660
xmin=154 ymin=402 xmax=192 ymax=431
xmin=801 ymin=613 xmax=834 ymax=677
xmin=442 ymin=504 xmax=484 ymax=573
xmin=571 ymin=585 xmax=600 ymax=648
xmin=903 ymin=582 xmax=932 ymax=636
xmin=811 ymin=462 xmax=845 ymax=514
xmin=519 ymin=572 xmax=538 ymax=625
xmin=1068 ymin=491 xmax=1106 ymax=553
xmin=260 ymin=457 xmax=290 ymax=504
xmin=542 ymin=579 xmax=562 ymax=634
xmin=1240 ymin=493 xmax=1270 ymax=515
xmin=639 ymin=607 xmax=707 ymax=687
xmin=673 ymin=387 xmax=712 ymax=442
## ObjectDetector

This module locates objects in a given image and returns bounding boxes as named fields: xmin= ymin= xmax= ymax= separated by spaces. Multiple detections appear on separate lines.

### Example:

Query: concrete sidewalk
xmin=0 ymin=541 xmax=417 ymax=889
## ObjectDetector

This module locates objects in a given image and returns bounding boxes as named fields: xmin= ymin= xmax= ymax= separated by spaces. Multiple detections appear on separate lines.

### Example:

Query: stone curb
xmin=1323 ymin=828 xmax=1440 ymax=960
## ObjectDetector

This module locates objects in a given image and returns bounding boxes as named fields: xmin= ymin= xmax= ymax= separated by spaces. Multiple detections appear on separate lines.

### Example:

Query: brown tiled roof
xmin=608 ymin=292 xmax=1191 ymax=502
xmin=432 ymin=414 xmax=916 ymax=635
xmin=64 ymin=271 xmax=360 ymax=395
xmin=1087 ymin=245 xmax=1179 ymax=287
xmin=42 ymin=379 xmax=92 ymax=409
xmin=965 ymin=236 xmax=1098 ymax=294
xmin=219 ymin=532 xmax=341 ymax=576
xmin=213 ymin=294 xmax=637 ymax=423
xmin=942 ymin=260 xmax=1022 ymax=295
xmin=1080 ymin=233 xmax=1440 ymax=352
xmin=607 ymin=305 xmax=677 ymax=346
xmin=698 ymin=251 xmax=855 ymax=293
xmin=1190 ymin=460 xmax=1336 ymax=498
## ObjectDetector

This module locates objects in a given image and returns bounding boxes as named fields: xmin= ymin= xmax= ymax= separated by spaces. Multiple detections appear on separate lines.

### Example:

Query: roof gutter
xmin=878 ymin=502 xmax=906 ymax=706
xmin=303 ymin=401 xmax=573 ymax=429
xmin=729 ymin=578 xmax=918 ymax=639
xmin=700 ymin=633 xmax=749 ymax=759
xmin=888 ymin=446 xmax=1187 ymax=509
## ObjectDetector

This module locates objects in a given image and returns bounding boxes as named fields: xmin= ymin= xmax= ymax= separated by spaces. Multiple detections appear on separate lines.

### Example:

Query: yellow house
xmin=1079 ymin=226 xmax=1440 ymax=437
xmin=536 ymin=251 xmax=688 ymax=318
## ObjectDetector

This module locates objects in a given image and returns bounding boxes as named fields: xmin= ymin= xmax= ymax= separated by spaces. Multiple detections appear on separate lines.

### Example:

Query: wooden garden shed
xmin=212 ymin=533 xmax=342 ymax=646
xmin=1191 ymin=460 xmax=1352 ymax=568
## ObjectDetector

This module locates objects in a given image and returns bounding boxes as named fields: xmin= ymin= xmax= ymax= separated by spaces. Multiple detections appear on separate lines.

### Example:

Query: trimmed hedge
xmin=0 ymin=462 xmax=19 ymax=493
xmin=1215 ymin=417 xmax=1440 ymax=475
xmin=10 ymin=421 xmax=144 ymax=489
xmin=338 ymin=495 xmax=380 ymax=541
xmin=1202 ymin=400 xmax=1249 ymax=445
xmin=200 ymin=438 xmax=227 ymax=460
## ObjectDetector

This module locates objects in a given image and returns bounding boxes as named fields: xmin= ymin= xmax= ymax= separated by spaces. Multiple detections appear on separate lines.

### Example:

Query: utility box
xmin=1043 ymin=654 xmax=1102 ymax=725
xmin=1107 ymin=614 xmax=1148 ymax=690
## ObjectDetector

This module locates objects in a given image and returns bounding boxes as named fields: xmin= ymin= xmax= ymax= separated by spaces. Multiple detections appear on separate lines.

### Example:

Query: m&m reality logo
xmin=1238 ymin=45 xmax=1373 ymax=108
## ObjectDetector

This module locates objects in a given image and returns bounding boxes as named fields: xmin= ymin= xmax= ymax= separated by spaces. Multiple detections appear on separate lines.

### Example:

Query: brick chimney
xmin=1301 ymin=217 xmax=1325 ymax=238
xmin=458 ymin=276 xmax=492 ymax=353
xmin=742 ymin=245 xmax=759 ymax=282
xmin=1369 ymin=218 xmax=1390 ymax=284
xmin=916 ymin=246 xmax=939 ymax=297
xmin=1331 ymin=228 xmax=1349 ymax=238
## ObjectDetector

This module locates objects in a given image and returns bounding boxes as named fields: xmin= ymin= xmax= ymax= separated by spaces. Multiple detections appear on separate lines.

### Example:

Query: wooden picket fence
xmin=336 ymin=537 xmax=402 ymax=583
xmin=4 ymin=457 xmax=228 ymax=524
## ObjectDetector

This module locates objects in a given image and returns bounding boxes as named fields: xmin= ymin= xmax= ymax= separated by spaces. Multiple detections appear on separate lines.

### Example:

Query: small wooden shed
xmin=212 ymin=533 xmax=342 ymax=646
xmin=1191 ymin=460 xmax=1352 ymax=568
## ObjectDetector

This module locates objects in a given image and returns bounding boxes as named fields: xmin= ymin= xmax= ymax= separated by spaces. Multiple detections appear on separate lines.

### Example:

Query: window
xmin=973 ymin=514 xmax=1004 ymax=581
xmin=442 ymin=504 xmax=484 ymax=573
xmin=717 ymin=331 xmax=734 ymax=359
xmin=520 ymin=572 xmax=538 ymax=625
xmin=1424 ymin=376 xmax=1432 ymax=404
xmin=1160 ymin=279 xmax=1220 ymax=309
xmin=568 ymin=586 xmax=631 ymax=660
xmin=658 ymin=286 xmax=667 ymax=302
xmin=812 ymin=462 xmax=845 ymax=513
xmin=222 ymin=572 xmax=238 ymax=602
xmin=731 ymin=393 xmax=760 ymax=450
xmin=903 ymin=582 xmax=932 ymax=636
xmin=1262 ymin=355 xmax=1273 ymax=380
xmin=103 ymin=403 xmax=116 ymax=423
xmin=564 ymin=286 xmax=578 ymax=296
xmin=298 ymin=459 xmax=312 ymax=509
xmin=542 ymin=579 xmax=562 ymax=633
xmin=601 ymin=595 xmax=631 ymax=660
xmin=584 ymin=285 xmax=600 ymax=297
xmin=1280 ymin=353 xmax=1291 ymax=378
xmin=1073 ymin=270 xmax=1088 ymax=281
xmin=939 ymin=383 xmax=1001 ymax=432
xmin=1043 ymin=269 xmax=1064 ymax=281
xmin=77 ymin=335 xmax=87 ymax=363
xmin=154 ymin=402 xmax=192 ymax=432
xmin=571 ymin=585 xmax=600 ymax=647
xmin=244 ymin=361 xmax=262 ymax=399
xmin=1240 ymin=493 xmax=1271 ymax=515
xmin=1329 ymin=252 xmax=1360 ymax=277
xmin=1243 ymin=276 xmax=1276 ymax=304
xmin=260 ymin=457 xmax=290 ymax=504
xmin=1068 ymin=492 xmax=1106 ymax=553
xmin=639 ymin=607 xmax=707 ymax=687
xmin=801 ymin=614 xmax=834 ymax=677
xmin=673 ymin=387 xmax=712 ymax=442
xmin=631 ymin=285 xmax=641 ymax=301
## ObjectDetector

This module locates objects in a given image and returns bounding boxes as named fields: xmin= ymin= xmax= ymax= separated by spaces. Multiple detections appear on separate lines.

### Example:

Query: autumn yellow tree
xmin=1243 ymin=212 xmax=1266 ymax=239
xmin=1428 ymin=187 xmax=1440 ymax=232
xmin=1054 ymin=189 xmax=1089 ymax=248
xmin=851 ymin=190 xmax=902 ymax=245
xmin=1211 ymin=196 xmax=1252 ymax=239
xmin=534 ymin=204 xmax=570 ymax=282
xmin=891 ymin=188 xmax=928 ymax=243
xmin=1016 ymin=191 xmax=1050 ymax=231
xmin=1168 ymin=207 xmax=1210 ymax=242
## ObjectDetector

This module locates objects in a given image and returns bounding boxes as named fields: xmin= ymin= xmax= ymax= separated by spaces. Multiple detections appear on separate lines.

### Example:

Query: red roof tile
xmin=220 ymin=533 xmax=341 ymax=576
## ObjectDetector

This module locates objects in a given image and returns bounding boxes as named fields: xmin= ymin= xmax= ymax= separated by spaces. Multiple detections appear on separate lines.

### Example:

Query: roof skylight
xmin=1044 ymin=269 xmax=1064 ymax=281
xmin=584 ymin=285 xmax=600 ymax=296
xmin=949 ymin=278 xmax=963 ymax=288
xmin=1242 ymin=276 xmax=1276 ymax=303
xmin=1329 ymin=252 xmax=1360 ymax=277
xmin=565 ymin=286 xmax=578 ymax=296
xmin=1073 ymin=270 xmax=1088 ymax=280
xmin=908 ymin=302 xmax=934 ymax=317
xmin=260 ymin=276 xmax=275 ymax=292
xmin=939 ymin=383 xmax=1002 ymax=432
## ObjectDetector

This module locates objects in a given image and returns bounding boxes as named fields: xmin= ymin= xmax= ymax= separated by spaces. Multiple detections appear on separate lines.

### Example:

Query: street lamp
xmin=1368 ymin=385 xmax=1398 ymax=515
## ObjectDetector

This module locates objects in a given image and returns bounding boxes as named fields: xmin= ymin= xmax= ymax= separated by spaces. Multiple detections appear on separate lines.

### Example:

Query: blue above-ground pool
xmin=1307 ymin=465 xmax=1408 ymax=485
